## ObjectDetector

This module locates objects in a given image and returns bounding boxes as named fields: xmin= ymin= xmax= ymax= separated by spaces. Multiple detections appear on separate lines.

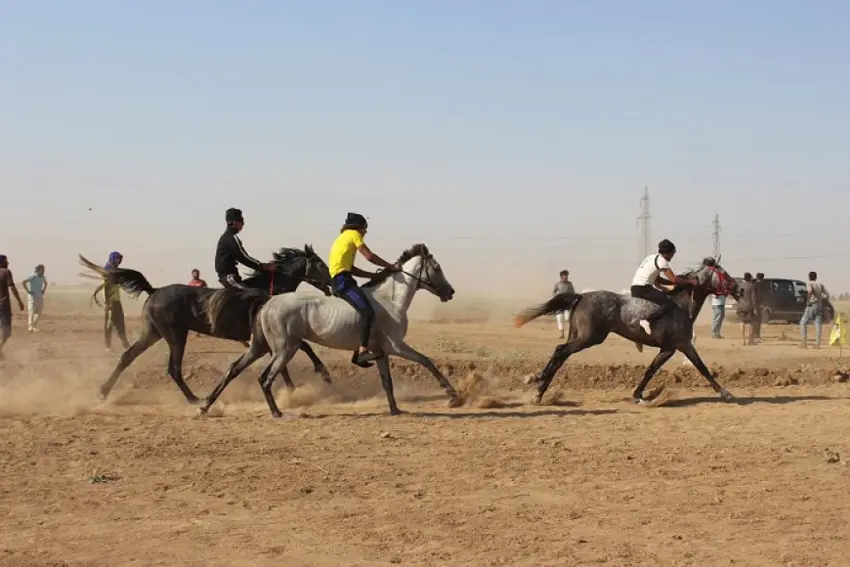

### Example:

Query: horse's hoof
xmin=271 ymin=410 xmax=283 ymax=419
xmin=389 ymin=408 xmax=405 ymax=416
xmin=530 ymin=395 xmax=543 ymax=406
xmin=720 ymin=388 xmax=736 ymax=403
xmin=523 ymin=373 xmax=539 ymax=386
xmin=186 ymin=396 xmax=202 ymax=405
xmin=195 ymin=407 xmax=209 ymax=418
xmin=447 ymin=395 xmax=464 ymax=408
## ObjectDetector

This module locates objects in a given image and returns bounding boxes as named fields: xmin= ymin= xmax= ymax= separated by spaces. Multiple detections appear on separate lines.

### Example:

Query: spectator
xmin=751 ymin=272 xmax=764 ymax=343
xmin=22 ymin=264 xmax=48 ymax=332
xmin=188 ymin=269 xmax=207 ymax=288
xmin=0 ymin=254 xmax=25 ymax=361
xmin=736 ymin=272 xmax=756 ymax=346
xmin=552 ymin=269 xmax=575 ymax=339
xmin=800 ymin=271 xmax=830 ymax=349
xmin=711 ymin=292 xmax=726 ymax=339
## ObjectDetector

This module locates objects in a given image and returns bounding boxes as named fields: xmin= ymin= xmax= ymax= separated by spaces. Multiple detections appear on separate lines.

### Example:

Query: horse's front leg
xmin=383 ymin=338 xmax=462 ymax=407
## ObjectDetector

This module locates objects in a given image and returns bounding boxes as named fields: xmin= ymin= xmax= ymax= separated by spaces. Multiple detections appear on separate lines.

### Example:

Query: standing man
xmin=710 ymin=292 xmax=726 ymax=339
xmin=751 ymin=272 xmax=764 ymax=343
xmin=736 ymin=272 xmax=756 ymax=346
xmin=22 ymin=264 xmax=48 ymax=332
xmin=215 ymin=208 xmax=276 ymax=290
xmin=93 ymin=251 xmax=131 ymax=352
xmin=0 ymin=255 xmax=26 ymax=361
xmin=188 ymin=269 xmax=207 ymax=288
xmin=800 ymin=271 xmax=830 ymax=349
xmin=188 ymin=269 xmax=207 ymax=338
xmin=552 ymin=269 xmax=575 ymax=339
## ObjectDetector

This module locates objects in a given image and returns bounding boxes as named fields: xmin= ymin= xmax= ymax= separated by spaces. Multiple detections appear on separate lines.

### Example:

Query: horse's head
xmin=399 ymin=243 xmax=455 ymax=302
xmin=691 ymin=257 xmax=738 ymax=299
xmin=274 ymin=245 xmax=332 ymax=296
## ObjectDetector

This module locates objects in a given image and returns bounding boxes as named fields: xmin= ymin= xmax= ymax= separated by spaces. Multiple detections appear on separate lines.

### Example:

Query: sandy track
xmin=2 ymin=308 xmax=850 ymax=566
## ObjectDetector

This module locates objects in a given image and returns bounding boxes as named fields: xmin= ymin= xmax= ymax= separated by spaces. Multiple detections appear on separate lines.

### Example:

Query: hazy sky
xmin=2 ymin=1 xmax=848 ymax=296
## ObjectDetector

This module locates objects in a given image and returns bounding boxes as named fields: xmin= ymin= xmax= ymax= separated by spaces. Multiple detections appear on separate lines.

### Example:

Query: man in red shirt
xmin=188 ymin=269 xmax=207 ymax=288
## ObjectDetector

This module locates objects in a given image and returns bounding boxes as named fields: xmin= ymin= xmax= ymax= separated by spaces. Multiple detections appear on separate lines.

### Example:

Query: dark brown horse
xmin=79 ymin=246 xmax=332 ymax=403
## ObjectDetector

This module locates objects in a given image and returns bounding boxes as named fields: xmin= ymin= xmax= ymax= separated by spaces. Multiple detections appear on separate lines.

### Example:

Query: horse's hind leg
xmin=198 ymin=341 xmax=269 ymax=414
xmin=529 ymin=335 xmax=604 ymax=405
xmin=163 ymin=328 xmax=200 ymax=404
xmin=99 ymin=326 xmax=162 ymax=400
xmin=298 ymin=341 xmax=332 ymax=384
xmin=633 ymin=348 xmax=676 ymax=403
xmin=259 ymin=346 xmax=299 ymax=418
xmin=679 ymin=342 xmax=735 ymax=402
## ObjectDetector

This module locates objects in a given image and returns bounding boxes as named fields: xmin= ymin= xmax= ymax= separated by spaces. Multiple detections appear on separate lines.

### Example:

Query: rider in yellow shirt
xmin=329 ymin=213 xmax=399 ymax=368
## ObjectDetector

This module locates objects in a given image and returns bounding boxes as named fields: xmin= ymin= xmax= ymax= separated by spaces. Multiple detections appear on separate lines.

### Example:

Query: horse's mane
xmin=244 ymin=246 xmax=316 ymax=279
xmin=362 ymin=243 xmax=430 ymax=289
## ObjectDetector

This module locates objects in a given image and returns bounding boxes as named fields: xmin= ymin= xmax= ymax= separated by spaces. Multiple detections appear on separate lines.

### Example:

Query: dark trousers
xmin=630 ymin=285 xmax=676 ymax=321
xmin=1 ymin=307 xmax=11 ymax=345
xmin=332 ymin=272 xmax=375 ymax=349
xmin=104 ymin=301 xmax=130 ymax=349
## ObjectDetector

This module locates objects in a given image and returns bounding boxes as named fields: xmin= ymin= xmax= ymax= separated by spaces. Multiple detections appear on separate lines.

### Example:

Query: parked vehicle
xmin=729 ymin=277 xmax=834 ymax=324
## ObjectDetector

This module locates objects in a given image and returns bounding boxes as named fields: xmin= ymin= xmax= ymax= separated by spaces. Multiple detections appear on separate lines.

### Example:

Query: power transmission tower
xmin=637 ymin=186 xmax=651 ymax=259
xmin=712 ymin=214 xmax=721 ymax=258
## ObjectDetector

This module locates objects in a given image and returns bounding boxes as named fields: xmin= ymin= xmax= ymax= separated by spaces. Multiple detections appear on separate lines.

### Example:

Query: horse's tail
xmin=78 ymin=254 xmax=157 ymax=297
xmin=514 ymin=292 xmax=583 ymax=328
xmin=202 ymin=289 xmax=271 ymax=336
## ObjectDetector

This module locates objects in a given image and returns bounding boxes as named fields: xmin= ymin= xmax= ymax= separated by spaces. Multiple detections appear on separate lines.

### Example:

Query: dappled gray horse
xmin=515 ymin=258 xmax=739 ymax=404
xmin=199 ymin=243 xmax=464 ymax=417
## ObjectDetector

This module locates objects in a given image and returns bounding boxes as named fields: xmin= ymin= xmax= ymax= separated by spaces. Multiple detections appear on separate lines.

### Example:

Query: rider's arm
xmin=92 ymin=282 xmax=105 ymax=307
xmin=229 ymin=234 xmax=264 ymax=271
xmin=22 ymin=276 xmax=31 ymax=295
xmin=350 ymin=266 xmax=378 ymax=278
xmin=357 ymin=243 xmax=395 ymax=270
xmin=42 ymin=278 xmax=49 ymax=295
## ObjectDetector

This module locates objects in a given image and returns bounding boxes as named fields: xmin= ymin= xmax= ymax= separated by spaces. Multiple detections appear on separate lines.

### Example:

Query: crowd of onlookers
xmin=711 ymin=271 xmax=830 ymax=348
xmin=0 ymin=252 xmax=212 ymax=361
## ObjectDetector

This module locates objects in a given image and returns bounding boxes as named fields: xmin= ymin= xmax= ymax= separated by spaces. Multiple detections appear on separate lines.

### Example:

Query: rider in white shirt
xmin=630 ymin=239 xmax=696 ymax=335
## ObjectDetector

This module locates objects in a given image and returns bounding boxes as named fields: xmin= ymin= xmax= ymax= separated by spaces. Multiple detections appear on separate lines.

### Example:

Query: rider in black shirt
xmin=215 ymin=208 xmax=275 ymax=289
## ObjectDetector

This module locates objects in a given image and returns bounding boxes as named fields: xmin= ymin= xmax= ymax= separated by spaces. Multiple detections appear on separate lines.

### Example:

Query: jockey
xmin=328 ymin=212 xmax=399 ymax=368
xmin=630 ymin=239 xmax=696 ymax=335
xmin=215 ymin=208 xmax=276 ymax=290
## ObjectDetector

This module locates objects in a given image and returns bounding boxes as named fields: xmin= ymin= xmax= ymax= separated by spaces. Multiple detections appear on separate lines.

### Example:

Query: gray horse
xmin=515 ymin=258 xmax=740 ymax=405
xmin=198 ymin=243 xmax=464 ymax=417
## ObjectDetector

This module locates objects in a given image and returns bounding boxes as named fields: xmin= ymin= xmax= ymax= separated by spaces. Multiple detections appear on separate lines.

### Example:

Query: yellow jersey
xmin=328 ymin=229 xmax=364 ymax=277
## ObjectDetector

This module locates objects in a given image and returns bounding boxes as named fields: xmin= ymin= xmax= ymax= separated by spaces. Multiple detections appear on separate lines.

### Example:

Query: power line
xmin=712 ymin=214 xmax=721 ymax=258
xmin=636 ymin=186 xmax=651 ymax=260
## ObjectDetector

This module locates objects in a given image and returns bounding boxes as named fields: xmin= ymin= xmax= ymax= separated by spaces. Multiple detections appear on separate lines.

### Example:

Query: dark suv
xmin=730 ymin=277 xmax=813 ymax=324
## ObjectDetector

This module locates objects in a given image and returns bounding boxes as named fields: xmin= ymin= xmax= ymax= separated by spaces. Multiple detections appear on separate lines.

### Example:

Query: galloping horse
xmin=79 ymin=246 xmax=332 ymax=403
xmin=515 ymin=258 xmax=740 ymax=405
xmin=198 ymin=243 xmax=464 ymax=417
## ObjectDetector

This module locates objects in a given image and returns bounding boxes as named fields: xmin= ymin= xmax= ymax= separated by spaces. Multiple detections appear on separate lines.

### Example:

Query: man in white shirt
xmin=800 ymin=271 xmax=830 ymax=349
xmin=630 ymin=239 xmax=696 ymax=335
xmin=22 ymin=264 xmax=48 ymax=332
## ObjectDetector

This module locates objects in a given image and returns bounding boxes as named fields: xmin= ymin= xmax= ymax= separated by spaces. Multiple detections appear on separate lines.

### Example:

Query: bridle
xmin=706 ymin=266 xmax=736 ymax=297
xmin=395 ymin=255 xmax=449 ymax=300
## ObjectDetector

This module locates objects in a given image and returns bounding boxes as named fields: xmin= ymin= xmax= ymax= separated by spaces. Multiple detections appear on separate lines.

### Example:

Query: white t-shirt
xmin=632 ymin=253 xmax=671 ymax=287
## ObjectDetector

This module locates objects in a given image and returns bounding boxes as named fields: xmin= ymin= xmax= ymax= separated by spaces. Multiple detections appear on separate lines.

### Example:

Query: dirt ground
xmin=2 ymin=291 xmax=850 ymax=566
